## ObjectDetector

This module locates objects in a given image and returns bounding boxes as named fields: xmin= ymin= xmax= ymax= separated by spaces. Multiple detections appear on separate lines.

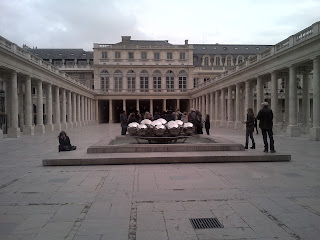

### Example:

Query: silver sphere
xmin=158 ymin=118 xmax=167 ymax=125
xmin=137 ymin=124 xmax=148 ymax=136
xmin=127 ymin=122 xmax=139 ymax=135
xmin=183 ymin=122 xmax=194 ymax=135
xmin=154 ymin=124 xmax=166 ymax=136
xmin=141 ymin=119 xmax=152 ymax=126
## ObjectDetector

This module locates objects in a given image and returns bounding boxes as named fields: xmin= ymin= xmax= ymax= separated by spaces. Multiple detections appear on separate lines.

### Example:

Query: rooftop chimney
xmin=185 ymin=40 xmax=188 ymax=45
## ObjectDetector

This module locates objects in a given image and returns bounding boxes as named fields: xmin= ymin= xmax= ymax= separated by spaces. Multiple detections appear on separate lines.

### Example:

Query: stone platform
xmin=43 ymin=135 xmax=291 ymax=166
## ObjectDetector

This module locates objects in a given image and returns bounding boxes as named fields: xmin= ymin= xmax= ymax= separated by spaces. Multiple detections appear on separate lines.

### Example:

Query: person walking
xmin=243 ymin=108 xmax=255 ymax=149
xmin=120 ymin=110 xmax=127 ymax=135
xmin=204 ymin=114 xmax=210 ymax=135
xmin=256 ymin=102 xmax=276 ymax=153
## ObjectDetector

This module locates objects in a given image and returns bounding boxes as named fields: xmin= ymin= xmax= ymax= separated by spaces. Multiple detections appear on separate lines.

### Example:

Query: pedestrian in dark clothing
xmin=243 ymin=108 xmax=255 ymax=149
xmin=254 ymin=118 xmax=259 ymax=134
xmin=120 ymin=110 xmax=127 ymax=135
xmin=58 ymin=131 xmax=76 ymax=152
xmin=127 ymin=112 xmax=137 ymax=124
xmin=256 ymin=102 xmax=276 ymax=153
xmin=204 ymin=114 xmax=210 ymax=135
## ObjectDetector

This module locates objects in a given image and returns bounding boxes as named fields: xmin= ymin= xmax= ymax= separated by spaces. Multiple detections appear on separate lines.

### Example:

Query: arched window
xmin=113 ymin=70 xmax=123 ymax=92
xmin=100 ymin=70 xmax=109 ymax=91
xmin=226 ymin=55 xmax=232 ymax=66
xmin=178 ymin=70 xmax=187 ymax=92
xmin=140 ymin=70 xmax=149 ymax=92
xmin=236 ymin=55 xmax=244 ymax=64
xmin=127 ymin=70 xmax=136 ymax=92
xmin=165 ymin=70 xmax=175 ymax=92
xmin=215 ymin=55 xmax=221 ymax=66
xmin=202 ymin=55 xmax=211 ymax=66
xmin=152 ymin=70 xmax=162 ymax=92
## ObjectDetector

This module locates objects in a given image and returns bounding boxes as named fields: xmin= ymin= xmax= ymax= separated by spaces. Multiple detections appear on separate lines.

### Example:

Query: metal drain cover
xmin=189 ymin=218 xmax=224 ymax=229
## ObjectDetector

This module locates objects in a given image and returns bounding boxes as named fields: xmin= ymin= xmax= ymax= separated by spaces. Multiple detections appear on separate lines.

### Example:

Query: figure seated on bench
xmin=58 ymin=131 xmax=77 ymax=152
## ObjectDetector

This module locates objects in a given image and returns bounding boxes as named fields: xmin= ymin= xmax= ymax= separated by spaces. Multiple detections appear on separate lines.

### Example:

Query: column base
xmin=0 ymin=129 xmax=3 ymax=140
xmin=310 ymin=127 xmax=320 ymax=141
xmin=220 ymin=121 xmax=227 ymax=128
xmin=54 ymin=123 xmax=61 ymax=131
xmin=67 ymin=122 xmax=73 ymax=128
xmin=214 ymin=120 xmax=220 ymax=128
xmin=234 ymin=121 xmax=243 ymax=129
xmin=300 ymin=124 xmax=310 ymax=134
xmin=73 ymin=122 xmax=79 ymax=127
xmin=272 ymin=124 xmax=282 ymax=135
xmin=227 ymin=121 xmax=234 ymax=128
xmin=7 ymin=127 xmax=21 ymax=138
xmin=45 ymin=124 xmax=54 ymax=132
xmin=23 ymin=125 xmax=35 ymax=135
xmin=35 ymin=124 xmax=45 ymax=134
xmin=60 ymin=122 xmax=68 ymax=130
xmin=286 ymin=125 xmax=300 ymax=137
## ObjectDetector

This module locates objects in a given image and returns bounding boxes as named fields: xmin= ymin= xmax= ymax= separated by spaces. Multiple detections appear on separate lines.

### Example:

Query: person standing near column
xmin=243 ymin=108 xmax=255 ymax=149
xmin=256 ymin=102 xmax=276 ymax=153
xmin=120 ymin=110 xmax=127 ymax=135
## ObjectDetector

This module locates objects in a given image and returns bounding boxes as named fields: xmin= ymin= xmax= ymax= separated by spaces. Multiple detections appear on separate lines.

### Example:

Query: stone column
xmin=136 ymin=99 xmax=140 ymax=112
xmin=271 ymin=71 xmax=281 ymax=134
xmin=176 ymin=99 xmax=180 ymax=111
xmin=123 ymin=99 xmax=126 ymax=112
xmin=227 ymin=85 xmax=234 ymax=128
xmin=210 ymin=92 xmax=214 ymax=121
xmin=109 ymin=99 xmax=113 ymax=123
xmin=285 ymin=76 xmax=289 ymax=127
xmin=24 ymin=75 xmax=34 ymax=135
xmin=88 ymin=98 xmax=92 ymax=124
xmin=202 ymin=95 xmax=205 ymax=115
xmin=84 ymin=97 xmax=88 ymax=125
xmin=60 ymin=88 xmax=67 ymax=129
xmin=150 ymin=99 xmax=153 ymax=115
xmin=220 ymin=88 xmax=226 ymax=127
xmin=67 ymin=90 xmax=72 ymax=128
xmin=18 ymin=80 xmax=24 ymax=132
xmin=72 ymin=92 xmax=77 ymax=127
xmin=45 ymin=83 xmax=53 ymax=132
xmin=256 ymin=76 xmax=264 ymax=112
xmin=311 ymin=57 xmax=320 ymax=140
xmin=54 ymin=86 xmax=61 ymax=130
xmin=215 ymin=90 xmax=220 ymax=127
xmin=35 ymin=80 xmax=45 ymax=134
xmin=234 ymin=83 xmax=242 ymax=129
xmin=77 ymin=94 xmax=81 ymax=126
xmin=81 ymin=96 xmax=85 ymax=125
xmin=301 ymin=71 xmax=310 ymax=134
xmin=287 ymin=66 xmax=300 ymax=137
xmin=7 ymin=71 xmax=21 ymax=137
xmin=163 ymin=99 xmax=166 ymax=111
xmin=95 ymin=100 xmax=99 ymax=123
xmin=205 ymin=94 xmax=209 ymax=116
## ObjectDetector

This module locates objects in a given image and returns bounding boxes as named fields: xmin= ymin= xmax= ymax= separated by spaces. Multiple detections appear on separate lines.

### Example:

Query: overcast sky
xmin=0 ymin=0 xmax=319 ymax=51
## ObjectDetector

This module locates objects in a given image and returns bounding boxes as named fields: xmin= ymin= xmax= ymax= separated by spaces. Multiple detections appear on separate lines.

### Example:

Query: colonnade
xmin=191 ymin=57 xmax=320 ymax=140
xmin=0 ymin=70 xmax=98 ymax=139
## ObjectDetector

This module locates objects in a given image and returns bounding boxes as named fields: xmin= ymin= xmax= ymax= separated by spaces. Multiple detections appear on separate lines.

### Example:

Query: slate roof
xmin=26 ymin=49 xmax=93 ymax=60
xmin=114 ymin=40 xmax=172 ymax=46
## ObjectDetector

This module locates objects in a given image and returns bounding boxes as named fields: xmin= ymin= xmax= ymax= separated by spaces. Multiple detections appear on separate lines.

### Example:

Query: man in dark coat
xmin=256 ymin=102 xmax=276 ymax=153
xmin=120 ymin=110 xmax=127 ymax=135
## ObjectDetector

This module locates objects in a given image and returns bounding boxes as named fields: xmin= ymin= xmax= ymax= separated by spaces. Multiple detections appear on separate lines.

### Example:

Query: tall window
xmin=140 ymin=70 xmax=149 ymax=92
xmin=101 ymin=52 xmax=107 ymax=59
xmin=167 ymin=52 xmax=173 ymax=59
xmin=216 ymin=57 xmax=220 ymax=66
xmin=100 ymin=70 xmax=109 ymax=91
xmin=141 ymin=52 xmax=147 ymax=60
xmin=204 ymin=57 xmax=209 ymax=66
xmin=127 ymin=70 xmax=136 ymax=92
xmin=115 ymin=51 xmax=121 ymax=59
xmin=180 ymin=52 xmax=185 ymax=60
xmin=166 ymin=70 xmax=175 ymax=92
xmin=128 ymin=52 xmax=134 ymax=60
xmin=154 ymin=52 xmax=160 ymax=60
xmin=114 ymin=70 xmax=123 ymax=92
xmin=226 ymin=56 xmax=232 ymax=66
xmin=178 ymin=70 xmax=187 ymax=92
xmin=238 ymin=56 xmax=243 ymax=64
xmin=153 ymin=70 xmax=162 ymax=92
xmin=193 ymin=78 xmax=199 ymax=88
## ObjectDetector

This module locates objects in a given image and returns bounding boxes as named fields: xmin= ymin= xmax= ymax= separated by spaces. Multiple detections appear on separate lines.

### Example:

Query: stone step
xmin=43 ymin=151 xmax=291 ymax=166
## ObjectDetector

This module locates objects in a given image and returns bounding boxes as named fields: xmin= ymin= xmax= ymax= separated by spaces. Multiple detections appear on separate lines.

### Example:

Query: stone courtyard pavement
xmin=0 ymin=124 xmax=320 ymax=240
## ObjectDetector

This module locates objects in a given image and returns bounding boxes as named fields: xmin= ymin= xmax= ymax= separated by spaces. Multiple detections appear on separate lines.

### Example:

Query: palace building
xmin=0 ymin=21 xmax=319 ymax=140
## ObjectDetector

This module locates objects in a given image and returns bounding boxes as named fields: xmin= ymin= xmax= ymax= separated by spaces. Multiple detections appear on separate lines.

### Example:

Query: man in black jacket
xmin=256 ymin=102 xmax=276 ymax=153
